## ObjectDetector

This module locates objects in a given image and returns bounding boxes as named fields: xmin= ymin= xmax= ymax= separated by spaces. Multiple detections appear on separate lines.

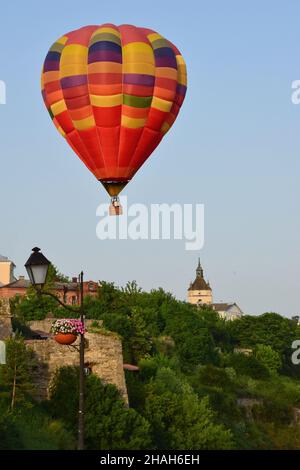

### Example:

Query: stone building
xmin=187 ymin=259 xmax=243 ymax=320
xmin=212 ymin=302 xmax=243 ymax=320
xmin=187 ymin=259 xmax=213 ymax=306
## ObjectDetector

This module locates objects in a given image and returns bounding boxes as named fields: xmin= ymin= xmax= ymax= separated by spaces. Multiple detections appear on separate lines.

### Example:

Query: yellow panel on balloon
xmin=122 ymin=42 xmax=154 ymax=64
xmin=88 ymin=62 xmax=122 ymax=74
xmin=151 ymin=96 xmax=173 ymax=113
xmin=92 ymin=27 xmax=121 ymax=37
xmin=122 ymin=62 xmax=155 ymax=75
xmin=73 ymin=115 xmax=95 ymax=131
xmin=60 ymin=45 xmax=88 ymax=65
xmin=121 ymin=115 xmax=147 ymax=128
xmin=147 ymin=33 xmax=162 ymax=42
xmin=60 ymin=64 xmax=87 ymax=78
xmin=51 ymin=100 xmax=67 ymax=116
xmin=90 ymin=94 xmax=122 ymax=107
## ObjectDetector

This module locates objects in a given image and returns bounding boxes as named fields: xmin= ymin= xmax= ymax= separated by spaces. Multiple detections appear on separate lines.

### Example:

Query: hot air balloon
xmin=41 ymin=24 xmax=187 ymax=214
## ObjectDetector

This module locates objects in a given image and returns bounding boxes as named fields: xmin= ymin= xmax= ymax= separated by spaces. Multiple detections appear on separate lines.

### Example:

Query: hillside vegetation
xmin=1 ymin=280 xmax=300 ymax=450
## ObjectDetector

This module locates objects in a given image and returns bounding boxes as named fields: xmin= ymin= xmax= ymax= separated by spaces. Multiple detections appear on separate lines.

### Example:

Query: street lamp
xmin=25 ymin=247 xmax=50 ymax=288
xmin=25 ymin=247 xmax=85 ymax=451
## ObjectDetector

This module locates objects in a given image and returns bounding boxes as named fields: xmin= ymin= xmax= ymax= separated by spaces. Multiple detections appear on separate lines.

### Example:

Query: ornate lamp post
xmin=25 ymin=247 xmax=85 ymax=450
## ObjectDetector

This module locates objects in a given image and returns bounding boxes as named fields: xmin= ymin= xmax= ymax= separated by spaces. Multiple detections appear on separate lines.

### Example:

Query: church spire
xmin=196 ymin=258 xmax=203 ymax=278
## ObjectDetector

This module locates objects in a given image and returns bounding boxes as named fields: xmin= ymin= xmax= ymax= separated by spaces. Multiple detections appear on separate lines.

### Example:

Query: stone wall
xmin=0 ymin=312 xmax=128 ymax=403
xmin=26 ymin=330 xmax=128 ymax=404
xmin=0 ymin=298 xmax=12 ymax=340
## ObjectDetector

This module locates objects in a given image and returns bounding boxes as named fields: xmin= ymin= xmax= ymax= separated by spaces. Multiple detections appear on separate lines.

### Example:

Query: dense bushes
xmin=49 ymin=366 xmax=152 ymax=450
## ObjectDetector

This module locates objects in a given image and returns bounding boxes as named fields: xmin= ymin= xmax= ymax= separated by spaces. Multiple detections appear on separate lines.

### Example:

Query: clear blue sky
xmin=0 ymin=0 xmax=299 ymax=316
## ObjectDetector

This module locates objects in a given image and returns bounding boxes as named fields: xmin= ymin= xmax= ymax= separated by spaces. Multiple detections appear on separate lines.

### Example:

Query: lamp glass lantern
xmin=25 ymin=247 xmax=51 ymax=288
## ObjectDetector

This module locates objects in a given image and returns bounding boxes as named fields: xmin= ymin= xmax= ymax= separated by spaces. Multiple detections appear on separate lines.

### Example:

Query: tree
xmin=0 ymin=402 xmax=23 ymax=449
xmin=228 ymin=313 xmax=298 ymax=355
xmin=225 ymin=353 xmax=270 ymax=379
xmin=129 ymin=307 xmax=152 ymax=362
xmin=144 ymin=367 xmax=234 ymax=449
xmin=10 ymin=263 xmax=70 ymax=322
xmin=121 ymin=280 xmax=142 ymax=300
xmin=0 ymin=337 xmax=35 ymax=410
xmin=11 ymin=293 xmax=61 ymax=322
xmin=46 ymin=263 xmax=70 ymax=284
xmin=49 ymin=366 xmax=152 ymax=450
xmin=85 ymin=375 xmax=152 ymax=450
xmin=254 ymin=344 xmax=282 ymax=375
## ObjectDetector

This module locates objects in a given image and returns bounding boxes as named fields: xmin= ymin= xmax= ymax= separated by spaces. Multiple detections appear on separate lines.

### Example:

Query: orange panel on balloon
xmin=146 ymin=108 xmax=168 ymax=131
xmin=129 ymin=127 xmax=162 ymax=175
xmin=68 ymin=105 xmax=92 ymax=121
xmin=93 ymin=105 xmax=121 ymax=127
xmin=118 ymin=127 xmax=144 ymax=168
xmin=66 ymin=129 xmax=96 ymax=171
xmin=46 ymin=90 xmax=64 ymax=106
xmin=98 ymin=126 xmax=120 ymax=176
xmin=78 ymin=127 xmax=105 ymax=170
xmin=55 ymin=111 xmax=74 ymax=134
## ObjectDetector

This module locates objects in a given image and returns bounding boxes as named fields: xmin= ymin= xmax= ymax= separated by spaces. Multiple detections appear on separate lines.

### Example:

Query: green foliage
xmin=85 ymin=375 xmax=151 ymax=450
xmin=194 ymin=364 xmax=236 ymax=391
xmin=128 ymin=307 xmax=152 ymax=362
xmin=225 ymin=353 xmax=270 ymax=379
xmin=0 ymin=408 xmax=23 ymax=449
xmin=11 ymin=293 xmax=62 ymax=322
xmin=189 ymin=365 xmax=241 ymax=425
xmin=0 ymin=405 xmax=74 ymax=450
xmin=143 ymin=367 xmax=234 ymax=449
xmin=254 ymin=344 xmax=282 ymax=375
xmin=138 ymin=354 xmax=179 ymax=382
xmin=0 ymin=336 xmax=36 ymax=410
xmin=9 ymin=264 xmax=70 ymax=322
xmin=49 ymin=366 xmax=79 ymax=429
xmin=3 ymin=281 xmax=300 ymax=450
xmin=228 ymin=312 xmax=299 ymax=355
xmin=49 ymin=366 xmax=152 ymax=450
xmin=46 ymin=264 xmax=70 ymax=284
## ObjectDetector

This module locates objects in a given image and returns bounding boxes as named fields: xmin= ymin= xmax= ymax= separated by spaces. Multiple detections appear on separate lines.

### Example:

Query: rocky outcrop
xmin=237 ymin=398 xmax=263 ymax=420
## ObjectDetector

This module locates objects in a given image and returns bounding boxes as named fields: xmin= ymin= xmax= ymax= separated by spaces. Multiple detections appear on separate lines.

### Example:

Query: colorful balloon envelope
xmin=41 ymin=23 xmax=187 ymax=212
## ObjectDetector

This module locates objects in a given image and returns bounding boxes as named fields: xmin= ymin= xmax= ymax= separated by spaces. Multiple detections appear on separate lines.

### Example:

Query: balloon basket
xmin=109 ymin=197 xmax=123 ymax=216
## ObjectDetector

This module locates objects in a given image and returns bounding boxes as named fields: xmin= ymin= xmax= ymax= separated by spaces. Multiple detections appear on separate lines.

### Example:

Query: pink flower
xmin=51 ymin=319 xmax=86 ymax=335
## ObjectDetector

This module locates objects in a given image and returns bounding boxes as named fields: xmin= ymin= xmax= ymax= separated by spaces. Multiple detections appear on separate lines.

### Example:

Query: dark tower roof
xmin=188 ymin=258 xmax=211 ymax=291
xmin=0 ymin=255 xmax=16 ymax=268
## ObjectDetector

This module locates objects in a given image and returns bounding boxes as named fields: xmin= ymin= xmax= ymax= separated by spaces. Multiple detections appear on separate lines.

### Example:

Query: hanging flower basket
xmin=51 ymin=319 xmax=85 ymax=345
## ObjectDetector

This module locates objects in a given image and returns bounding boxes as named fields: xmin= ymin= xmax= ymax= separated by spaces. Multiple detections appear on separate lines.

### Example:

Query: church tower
xmin=187 ymin=258 xmax=212 ymax=306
